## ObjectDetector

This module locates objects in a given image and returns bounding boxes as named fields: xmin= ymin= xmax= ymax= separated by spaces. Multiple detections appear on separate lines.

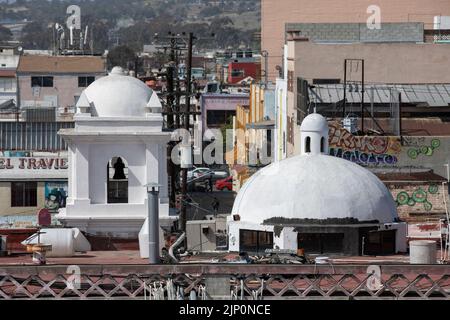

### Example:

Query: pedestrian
xmin=211 ymin=197 xmax=220 ymax=214
xmin=207 ymin=176 xmax=213 ymax=192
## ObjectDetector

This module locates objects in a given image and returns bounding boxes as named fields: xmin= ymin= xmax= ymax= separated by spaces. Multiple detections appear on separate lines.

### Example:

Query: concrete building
xmin=197 ymin=93 xmax=249 ymax=142
xmin=228 ymin=113 xmax=407 ymax=256
xmin=57 ymin=67 xmax=172 ymax=238
xmin=227 ymin=61 xmax=260 ymax=84
xmin=0 ymin=155 xmax=68 ymax=220
xmin=0 ymin=44 xmax=20 ymax=110
xmin=229 ymin=83 xmax=275 ymax=190
xmin=17 ymin=55 xmax=106 ymax=116
xmin=261 ymin=0 xmax=450 ymax=80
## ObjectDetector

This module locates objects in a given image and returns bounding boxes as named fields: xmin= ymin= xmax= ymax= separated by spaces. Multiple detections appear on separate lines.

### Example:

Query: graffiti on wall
xmin=405 ymin=138 xmax=441 ymax=160
xmin=44 ymin=182 xmax=68 ymax=213
xmin=395 ymin=184 xmax=439 ymax=212
xmin=328 ymin=123 xmax=401 ymax=165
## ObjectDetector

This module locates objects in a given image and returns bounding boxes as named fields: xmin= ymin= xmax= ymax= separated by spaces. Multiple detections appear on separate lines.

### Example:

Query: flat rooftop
xmin=0 ymin=250 xmax=436 ymax=266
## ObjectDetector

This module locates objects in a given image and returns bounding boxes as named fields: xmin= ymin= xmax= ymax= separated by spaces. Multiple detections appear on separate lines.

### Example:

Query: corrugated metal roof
xmin=310 ymin=84 xmax=450 ymax=107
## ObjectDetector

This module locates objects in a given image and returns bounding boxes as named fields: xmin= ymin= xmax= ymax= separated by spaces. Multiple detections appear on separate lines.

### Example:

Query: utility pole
xmin=361 ymin=59 xmax=365 ymax=134
xmin=179 ymin=32 xmax=194 ymax=234
xmin=343 ymin=59 xmax=347 ymax=119
xmin=343 ymin=58 xmax=365 ymax=134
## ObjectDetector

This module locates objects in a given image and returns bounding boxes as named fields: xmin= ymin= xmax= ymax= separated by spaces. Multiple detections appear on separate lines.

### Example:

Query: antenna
xmin=84 ymin=25 xmax=89 ymax=45
xmin=69 ymin=26 xmax=74 ymax=46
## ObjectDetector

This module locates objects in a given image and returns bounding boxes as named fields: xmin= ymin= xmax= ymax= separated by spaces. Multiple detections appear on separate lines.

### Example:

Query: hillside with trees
xmin=0 ymin=0 xmax=260 ymax=52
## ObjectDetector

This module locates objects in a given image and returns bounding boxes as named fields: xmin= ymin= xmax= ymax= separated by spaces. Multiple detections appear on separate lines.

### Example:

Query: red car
xmin=215 ymin=176 xmax=233 ymax=191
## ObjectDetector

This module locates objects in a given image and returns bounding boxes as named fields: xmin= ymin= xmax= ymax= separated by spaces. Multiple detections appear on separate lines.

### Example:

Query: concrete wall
xmin=186 ymin=220 xmax=217 ymax=252
xmin=262 ymin=0 xmax=450 ymax=80
xmin=18 ymin=74 xmax=102 ymax=109
xmin=0 ymin=181 xmax=45 ymax=216
xmin=291 ymin=41 xmax=450 ymax=84
xmin=0 ymin=54 xmax=19 ymax=69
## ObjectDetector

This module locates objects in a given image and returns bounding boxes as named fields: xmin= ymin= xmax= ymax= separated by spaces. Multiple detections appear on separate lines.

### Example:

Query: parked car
xmin=215 ymin=176 xmax=233 ymax=191
xmin=187 ymin=167 xmax=228 ymax=182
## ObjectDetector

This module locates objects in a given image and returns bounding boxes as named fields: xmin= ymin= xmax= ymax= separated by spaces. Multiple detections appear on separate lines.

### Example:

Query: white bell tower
xmin=299 ymin=113 xmax=329 ymax=155
xmin=57 ymin=68 xmax=173 ymax=238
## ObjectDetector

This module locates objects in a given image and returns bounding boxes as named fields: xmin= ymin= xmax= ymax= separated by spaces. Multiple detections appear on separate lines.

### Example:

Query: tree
xmin=107 ymin=45 xmax=137 ymax=70
xmin=21 ymin=22 xmax=51 ymax=50
xmin=0 ymin=25 xmax=12 ymax=42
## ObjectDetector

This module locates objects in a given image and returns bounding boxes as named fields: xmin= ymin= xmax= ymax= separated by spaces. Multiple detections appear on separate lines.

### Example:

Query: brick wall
xmin=387 ymin=183 xmax=448 ymax=222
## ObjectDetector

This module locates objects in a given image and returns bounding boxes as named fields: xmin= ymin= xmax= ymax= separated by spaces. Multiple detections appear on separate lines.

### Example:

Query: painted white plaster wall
xmin=89 ymin=143 xmax=146 ymax=204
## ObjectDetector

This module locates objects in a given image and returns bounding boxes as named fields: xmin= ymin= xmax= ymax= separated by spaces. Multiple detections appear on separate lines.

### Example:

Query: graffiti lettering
xmin=329 ymin=148 xmax=397 ymax=165
xmin=328 ymin=123 xmax=401 ymax=165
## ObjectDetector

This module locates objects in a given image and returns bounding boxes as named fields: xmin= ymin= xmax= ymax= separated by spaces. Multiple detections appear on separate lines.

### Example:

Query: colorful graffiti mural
xmin=44 ymin=182 xmax=68 ymax=214
xmin=396 ymin=184 xmax=439 ymax=212
xmin=328 ymin=122 xmax=401 ymax=165
xmin=406 ymin=139 xmax=441 ymax=160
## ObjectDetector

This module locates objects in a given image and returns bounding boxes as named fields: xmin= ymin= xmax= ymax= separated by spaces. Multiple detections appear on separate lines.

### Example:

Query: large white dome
xmin=232 ymin=154 xmax=398 ymax=225
xmin=78 ymin=67 xmax=154 ymax=117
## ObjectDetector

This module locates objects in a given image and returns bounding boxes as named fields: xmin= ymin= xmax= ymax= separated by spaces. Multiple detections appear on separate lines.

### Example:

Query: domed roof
xmin=232 ymin=154 xmax=398 ymax=224
xmin=77 ymin=66 xmax=155 ymax=117
xmin=300 ymin=113 xmax=328 ymax=132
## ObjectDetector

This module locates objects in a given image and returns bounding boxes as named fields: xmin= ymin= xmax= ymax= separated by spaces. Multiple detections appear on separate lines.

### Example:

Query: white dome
xmin=300 ymin=113 xmax=328 ymax=132
xmin=78 ymin=67 xmax=154 ymax=117
xmin=232 ymin=154 xmax=398 ymax=225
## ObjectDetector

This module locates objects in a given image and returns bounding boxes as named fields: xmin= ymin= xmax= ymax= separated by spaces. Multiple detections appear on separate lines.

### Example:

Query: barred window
xmin=11 ymin=182 xmax=37 ymax=207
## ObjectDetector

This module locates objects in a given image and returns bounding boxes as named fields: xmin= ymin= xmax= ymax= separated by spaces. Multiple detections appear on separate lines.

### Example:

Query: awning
xmin=246 ymin=120 xmax=275 ymax=129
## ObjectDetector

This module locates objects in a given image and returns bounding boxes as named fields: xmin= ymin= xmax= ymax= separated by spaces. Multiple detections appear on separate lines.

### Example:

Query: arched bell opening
xmin=107 ymin=156 xmax=129 ymax=204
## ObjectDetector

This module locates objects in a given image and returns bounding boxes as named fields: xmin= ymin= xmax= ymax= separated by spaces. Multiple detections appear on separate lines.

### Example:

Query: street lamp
xmin=145 ymin=183 xmax=162 ymax=264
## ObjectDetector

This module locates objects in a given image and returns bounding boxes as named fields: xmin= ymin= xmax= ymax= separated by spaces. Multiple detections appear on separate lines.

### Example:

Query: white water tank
xmin=410 ymin=240 xmax=437 ymax=264
xmin=23 ymin=229 xmax=75 ymax=257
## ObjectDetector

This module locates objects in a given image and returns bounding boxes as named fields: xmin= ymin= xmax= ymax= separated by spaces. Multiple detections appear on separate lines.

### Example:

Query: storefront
xmin=0 ymin=156 xmax=68 ymax=227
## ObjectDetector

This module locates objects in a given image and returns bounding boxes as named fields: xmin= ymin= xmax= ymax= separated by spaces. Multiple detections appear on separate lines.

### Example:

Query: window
xmin=231 ymin=69 xmax=244 ymax=78
xmin=31 ymin=76 xmax=53 ymax=87
xmin=298 ymin=233 xmax=344 ymax=254
xmin=305 ymin=136 xmax=311 ymax=153
xmin=0 ymin=78 xmax=13 ymax=91
xmin=206 ymin=110 xmax=235 ymax=127
xmin=107 ymin=157 xmax=129 ymax=204
xmin=240 ymin=229 xmax=273 ymax=254
xmin=312 ymin=79 xmax=341 ymax=85
xmin=266 ymin=129 xmax=272 ymax=158
xmin=11 ymin=182 xmax=37 ymax=207
xmin=78 ymin=76 xmax=95 ymax=87
xmin=320 ymin=137 xmax=325 ymax=153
